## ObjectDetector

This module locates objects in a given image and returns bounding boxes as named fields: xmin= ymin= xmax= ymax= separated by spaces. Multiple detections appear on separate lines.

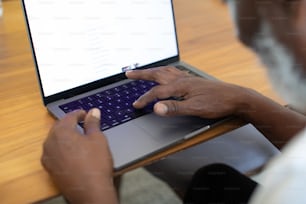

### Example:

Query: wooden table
xmin=0 ymin=0 xmax=283 ymax=203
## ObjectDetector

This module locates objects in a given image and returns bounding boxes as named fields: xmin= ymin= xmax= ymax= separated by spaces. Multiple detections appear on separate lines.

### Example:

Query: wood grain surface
xmin=0 ymin=0 xmax=283 ymax=203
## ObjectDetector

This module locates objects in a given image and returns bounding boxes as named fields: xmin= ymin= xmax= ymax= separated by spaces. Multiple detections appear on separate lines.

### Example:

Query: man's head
xmin=226 ymin=0 xmax=306 ymax=113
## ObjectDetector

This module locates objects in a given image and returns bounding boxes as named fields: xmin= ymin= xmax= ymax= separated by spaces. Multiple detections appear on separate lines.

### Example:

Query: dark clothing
xmin=184 ymin=164 xmax=258 ymax=204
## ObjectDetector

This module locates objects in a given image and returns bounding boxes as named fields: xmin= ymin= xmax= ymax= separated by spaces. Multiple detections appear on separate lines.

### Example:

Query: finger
xmin=125 ymin=69 xmax=156 ymax=81
xmin=61 ymin=109 xmax=86 ymax=128
xmin=154 ymin=100 xmax=192 ymax=117
xmin=126 ymin=66 xmax=189 ymax=85
xmin=133 ymin=84 xmax=185 ymax=109
xmin=84 ymin=108 xmax=102 ymax=135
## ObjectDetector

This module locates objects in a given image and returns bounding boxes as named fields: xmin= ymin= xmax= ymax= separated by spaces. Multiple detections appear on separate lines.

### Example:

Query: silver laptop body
xmin=21 ymin=0 xmax=225 ymax=170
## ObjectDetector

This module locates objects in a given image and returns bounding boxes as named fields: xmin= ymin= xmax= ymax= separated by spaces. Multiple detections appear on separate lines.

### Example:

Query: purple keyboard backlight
xmin=59 ymin=80 xmax=158 ymax=131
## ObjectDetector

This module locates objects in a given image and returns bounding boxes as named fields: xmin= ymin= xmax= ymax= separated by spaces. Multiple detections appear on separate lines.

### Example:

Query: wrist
xmin=232 ymin=86 xmax=261 ymax=120
xmin=65 ymin=176 xmax=118 ymax=204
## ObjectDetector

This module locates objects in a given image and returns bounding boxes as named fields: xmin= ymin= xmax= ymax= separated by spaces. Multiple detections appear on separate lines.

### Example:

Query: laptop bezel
xmin=21 ymin=0 xmax=181 ymax=106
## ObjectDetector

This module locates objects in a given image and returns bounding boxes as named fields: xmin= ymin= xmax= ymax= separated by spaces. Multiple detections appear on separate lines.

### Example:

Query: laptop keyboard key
xmin=59 ymin=80 xmax=158 ymax=131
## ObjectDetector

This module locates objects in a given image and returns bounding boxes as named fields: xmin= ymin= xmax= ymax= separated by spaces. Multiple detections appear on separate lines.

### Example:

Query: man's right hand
xmin=126 ymin=66 xmax=251 ymax=119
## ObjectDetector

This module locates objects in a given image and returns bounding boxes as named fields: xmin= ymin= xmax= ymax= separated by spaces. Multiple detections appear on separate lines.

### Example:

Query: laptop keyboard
xmin=59 ymin=65 xmax=200 ymax=131
xmin=59 ymin=80 xmax=158 ymax=131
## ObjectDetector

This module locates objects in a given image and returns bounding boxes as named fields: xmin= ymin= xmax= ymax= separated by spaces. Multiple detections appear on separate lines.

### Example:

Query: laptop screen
xmin=23 ymin=0 xmax=178 ymax=97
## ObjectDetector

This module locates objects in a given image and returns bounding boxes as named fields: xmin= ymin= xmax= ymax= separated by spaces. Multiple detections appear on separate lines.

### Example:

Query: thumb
xmin=154 ymin=100 xmax=187 ymax=116
xmin=84 ymin=108 xmax=101 ymax=135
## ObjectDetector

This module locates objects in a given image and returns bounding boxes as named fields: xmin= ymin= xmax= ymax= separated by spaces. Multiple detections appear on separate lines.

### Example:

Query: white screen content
xmin=24 ymin=0 xmax=178 ymax=97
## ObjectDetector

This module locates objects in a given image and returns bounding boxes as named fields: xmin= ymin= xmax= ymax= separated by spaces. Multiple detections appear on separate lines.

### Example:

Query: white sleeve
xmin=249 ymin=128 xmax=306 ymax=204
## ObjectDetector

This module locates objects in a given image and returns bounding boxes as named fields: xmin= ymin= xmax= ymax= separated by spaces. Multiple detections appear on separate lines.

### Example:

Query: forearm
xmin=236 ymin=88 xmax=306 ymax=149
xmin=63 ymin=177 xmax=119 ymax=204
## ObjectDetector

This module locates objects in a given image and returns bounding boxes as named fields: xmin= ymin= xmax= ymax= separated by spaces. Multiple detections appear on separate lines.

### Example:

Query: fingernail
xmin=125 ymin=70 xmax=132 ymax=76
xmin=155 ymin=103 xmax=168 ymax=115
xmin=132 ymin=100 xmax=140 ymax=107
xmin=90 ymin=108 xmax=101 ymax=120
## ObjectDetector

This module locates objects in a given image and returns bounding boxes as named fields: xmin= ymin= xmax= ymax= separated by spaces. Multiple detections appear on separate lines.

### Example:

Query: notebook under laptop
xmin=21 ymin=0 xmax=226 ymax=170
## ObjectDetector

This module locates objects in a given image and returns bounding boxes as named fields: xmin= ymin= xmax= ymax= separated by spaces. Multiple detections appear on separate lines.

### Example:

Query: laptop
xmin=21 ymin=0 xmax=226 ymax=170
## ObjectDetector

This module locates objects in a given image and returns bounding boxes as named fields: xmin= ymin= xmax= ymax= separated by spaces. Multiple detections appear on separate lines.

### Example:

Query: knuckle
xmin=168 ymin=101 xmax=179 ymax=114
xmin=164 ymin=66 xmax=174 ymax=72
xmin=154 ymin=69 xmax=163 ymax=78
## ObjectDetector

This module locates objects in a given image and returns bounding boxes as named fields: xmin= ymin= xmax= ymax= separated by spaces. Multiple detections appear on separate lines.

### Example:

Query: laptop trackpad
xmin=132 ymin=114 xmax=213 ymax=142
xmin=104 ymin=121 xmax=162 ymax=170
xmin=104 ymin=114 xmax=213 ymax=170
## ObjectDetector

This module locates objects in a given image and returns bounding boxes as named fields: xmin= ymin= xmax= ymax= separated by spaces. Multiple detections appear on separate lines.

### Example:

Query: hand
xmin=126 ymin=66 xmax=249 ymax=119
xmin=41 ymin=108 xmax=118 ymax=204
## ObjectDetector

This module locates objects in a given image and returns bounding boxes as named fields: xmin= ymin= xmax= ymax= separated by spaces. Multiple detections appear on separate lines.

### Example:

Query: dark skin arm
xmin=41 ymin=67 xmax=305 ymax=203
xmin=126 ymin=66 xmax=306 ymax=149
xmin=41 ymin=109 xmax=118 ymax=204
xmin=236 ymin=88 xmax=306 ymax=149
